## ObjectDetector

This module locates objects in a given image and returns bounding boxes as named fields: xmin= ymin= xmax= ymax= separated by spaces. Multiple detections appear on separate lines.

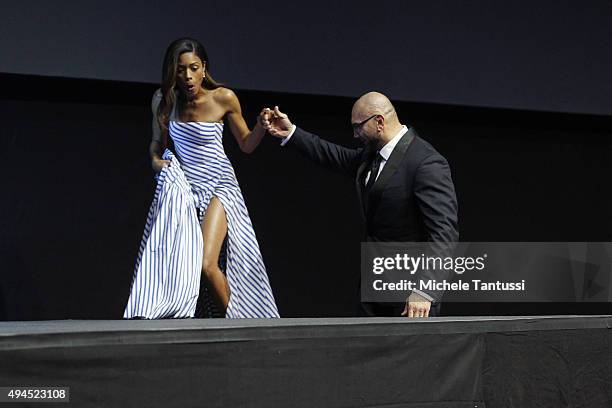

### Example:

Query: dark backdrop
xmin=2 ymin=74 xmax=612 ymax=320
xmin=2 ymin=1 xmax=612 ymax=115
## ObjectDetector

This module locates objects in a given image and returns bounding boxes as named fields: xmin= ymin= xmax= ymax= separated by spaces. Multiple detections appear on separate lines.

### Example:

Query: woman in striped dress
xmin=123 ymin=38 xmax=279 ymax=319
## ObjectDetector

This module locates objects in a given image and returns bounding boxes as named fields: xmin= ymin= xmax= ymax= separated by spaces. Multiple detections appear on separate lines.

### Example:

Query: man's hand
xmin=260 ymin=106 xmax=294 ymax=138
xmin=401 ymin=292 xmax=432 ymax=318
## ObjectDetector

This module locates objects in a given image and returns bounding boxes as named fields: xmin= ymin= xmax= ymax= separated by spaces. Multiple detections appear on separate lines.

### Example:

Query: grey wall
xmin=2 ymin=1 xmax=612 ymax=115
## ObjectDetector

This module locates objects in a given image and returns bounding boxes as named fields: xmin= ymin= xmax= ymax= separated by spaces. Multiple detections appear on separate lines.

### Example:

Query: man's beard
xmin=362 ymin=137 xmax=377 ymax=148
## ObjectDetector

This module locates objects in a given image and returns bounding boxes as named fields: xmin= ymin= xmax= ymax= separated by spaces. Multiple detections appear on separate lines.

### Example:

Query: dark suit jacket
xmin=287 ymin=126 xmax=459 ymax=301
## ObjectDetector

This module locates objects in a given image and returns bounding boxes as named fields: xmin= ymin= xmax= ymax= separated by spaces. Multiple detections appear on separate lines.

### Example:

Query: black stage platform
xmin=1 ymin=316 xmax=611 ymax=407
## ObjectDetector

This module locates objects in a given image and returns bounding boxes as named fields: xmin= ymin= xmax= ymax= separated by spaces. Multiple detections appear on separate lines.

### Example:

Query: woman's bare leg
xmin=201 ymin=197 xmax=231 ymax=314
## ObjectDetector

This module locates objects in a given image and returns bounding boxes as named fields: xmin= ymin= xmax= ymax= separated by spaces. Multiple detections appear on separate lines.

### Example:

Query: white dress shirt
xmin=364 ymin=125 xmax=408 ymax=185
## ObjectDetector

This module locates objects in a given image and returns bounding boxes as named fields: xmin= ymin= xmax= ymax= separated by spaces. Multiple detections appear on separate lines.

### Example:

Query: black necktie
xmin=365 ymin=152 xmax=383 ymax=193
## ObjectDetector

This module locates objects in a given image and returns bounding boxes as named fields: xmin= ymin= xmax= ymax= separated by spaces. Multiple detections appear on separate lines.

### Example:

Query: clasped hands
xmin=257 ymin=106 xmax=294 ymax=139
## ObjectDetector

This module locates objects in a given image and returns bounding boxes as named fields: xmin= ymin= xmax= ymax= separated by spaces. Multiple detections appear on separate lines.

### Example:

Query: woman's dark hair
xmin=157 ymin=38 xmax=222 ymax=146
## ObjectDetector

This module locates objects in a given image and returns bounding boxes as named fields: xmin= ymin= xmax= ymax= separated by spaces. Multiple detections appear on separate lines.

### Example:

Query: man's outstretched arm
xmin=262 ymin=106 xmax=363 ymax=176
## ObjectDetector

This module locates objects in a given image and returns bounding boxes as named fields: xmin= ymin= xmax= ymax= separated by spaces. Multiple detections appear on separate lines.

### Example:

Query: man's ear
xmin=376 ymin=115 xmax=385 ymax=132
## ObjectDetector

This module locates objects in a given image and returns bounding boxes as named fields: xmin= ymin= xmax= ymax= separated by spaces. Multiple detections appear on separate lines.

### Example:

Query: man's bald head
xmin=351 ymin=92 xmax=402 ymax=147
xmin=352 ymin=92 xmax=396 ymax=118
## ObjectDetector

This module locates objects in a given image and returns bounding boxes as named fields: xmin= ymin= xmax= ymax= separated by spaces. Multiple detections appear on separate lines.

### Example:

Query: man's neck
xmin=377 ymin=123 xmax=404 ymax=149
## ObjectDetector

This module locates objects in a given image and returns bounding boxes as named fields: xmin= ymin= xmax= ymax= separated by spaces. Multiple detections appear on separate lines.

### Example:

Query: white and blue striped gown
xmin=124 ymin=120 xmax=279 ymax=319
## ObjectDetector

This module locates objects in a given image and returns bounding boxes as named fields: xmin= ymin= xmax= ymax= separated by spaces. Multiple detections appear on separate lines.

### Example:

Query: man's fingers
xmin=408 ymin=305 xmax=415 ymax=318
xmin=421 ymin=304 xmax=430 ymax=317
xmin=403 ymin=302 xmax=431 ymax=318
xmin=273 ymin=105 xmax=285 ymax=118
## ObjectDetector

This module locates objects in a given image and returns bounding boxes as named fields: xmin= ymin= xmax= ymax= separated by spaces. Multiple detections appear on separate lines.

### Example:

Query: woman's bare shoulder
xmin=212 ymin=87 xmax=238 ymax=106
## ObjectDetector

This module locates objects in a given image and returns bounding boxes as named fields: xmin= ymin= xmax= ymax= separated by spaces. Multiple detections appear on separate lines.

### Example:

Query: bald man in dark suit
xmin=262 ymin=92 xmax=458 ymax=317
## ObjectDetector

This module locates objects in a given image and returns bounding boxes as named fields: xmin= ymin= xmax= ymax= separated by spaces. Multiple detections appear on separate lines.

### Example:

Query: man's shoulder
xmin=403 ymin=131 xmax=450 ymax=172
xmin=406 ymin=131 xmax=442 ymax=158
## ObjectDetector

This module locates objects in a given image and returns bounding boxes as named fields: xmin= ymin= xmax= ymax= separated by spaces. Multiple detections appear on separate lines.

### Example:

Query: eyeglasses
xmin=351 ymin=114 xmax=379 ymax=132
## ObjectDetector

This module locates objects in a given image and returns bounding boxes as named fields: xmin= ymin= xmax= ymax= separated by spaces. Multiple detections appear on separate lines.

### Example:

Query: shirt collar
xmin=379 ymin=125 xmax=408 ymax=161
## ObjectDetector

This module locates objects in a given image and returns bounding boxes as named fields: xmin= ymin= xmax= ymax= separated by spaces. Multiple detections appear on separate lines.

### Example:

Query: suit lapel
xmin=356 ymin=145 xmax=375 ymax=218
xmin=367 ymin=128 xmax=417 ymax=217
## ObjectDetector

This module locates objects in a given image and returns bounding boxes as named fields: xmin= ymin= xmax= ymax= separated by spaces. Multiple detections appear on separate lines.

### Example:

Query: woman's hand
xmin=256 ymin=108 xmax=270 ymax=129
xmin=152 ymin=157 xmax=171 ymax=173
